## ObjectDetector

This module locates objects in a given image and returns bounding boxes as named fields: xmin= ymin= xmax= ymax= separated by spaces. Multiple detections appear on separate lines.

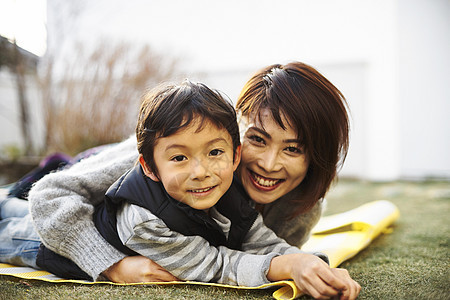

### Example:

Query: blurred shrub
xmin=40 ymin=41 xmax=179 ymax=156
xmin=1 ymin=144 xmax=23 ymax=161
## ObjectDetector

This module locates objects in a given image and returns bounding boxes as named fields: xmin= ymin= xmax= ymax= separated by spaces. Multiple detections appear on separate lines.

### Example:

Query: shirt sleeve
xmin=28 ymin=136 xmax=138 ymax=280
xmin=241 ymin=214 xmax=304 ymax=255
xmin=117 ymin=204 xmax=278 ymax=287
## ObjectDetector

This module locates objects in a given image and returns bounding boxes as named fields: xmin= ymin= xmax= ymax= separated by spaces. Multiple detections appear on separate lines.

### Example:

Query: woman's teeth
xmin=252 ymin=173 xmax=280 ymax=187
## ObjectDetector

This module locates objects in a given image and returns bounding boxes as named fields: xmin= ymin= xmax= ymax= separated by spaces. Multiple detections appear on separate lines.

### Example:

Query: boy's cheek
xmin=211 ymin=156 xmax=235 ymax=172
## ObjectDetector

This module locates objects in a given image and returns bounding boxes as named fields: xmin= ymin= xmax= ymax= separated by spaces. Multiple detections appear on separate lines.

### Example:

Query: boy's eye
xmin=171 ymin=155 xmax=187 ymax=162
xmin=209 ymin=149 xmax=224 ymax=156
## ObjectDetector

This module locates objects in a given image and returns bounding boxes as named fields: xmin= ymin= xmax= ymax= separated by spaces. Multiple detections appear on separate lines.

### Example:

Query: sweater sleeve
xmin=240 ymin=214 xmax=304 ymax=255
xmin=261 ymin=198 xmax=325 ymax=247
xmin=242 ymin=212 xmax=329 ymax=265
xmin=117 ymin=204 xmax=278 ymax=287
xmin=28 ymin=136 xmax=139 ymax=280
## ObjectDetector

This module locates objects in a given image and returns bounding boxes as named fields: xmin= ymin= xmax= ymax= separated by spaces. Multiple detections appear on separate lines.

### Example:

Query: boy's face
xmin=140 ymin=118 xmax=240 ymax=211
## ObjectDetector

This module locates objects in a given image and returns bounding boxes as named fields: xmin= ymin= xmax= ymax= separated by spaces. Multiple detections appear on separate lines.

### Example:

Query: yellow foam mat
xmin=0 ymin=200 xmax=399 ymax=300
xmin=302 ymin=200 xmax=400 ymax=268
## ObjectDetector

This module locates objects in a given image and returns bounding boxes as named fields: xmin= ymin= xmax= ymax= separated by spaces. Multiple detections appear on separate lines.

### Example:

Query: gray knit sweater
xmin=28 ymin=136 xmax=323 ymax=281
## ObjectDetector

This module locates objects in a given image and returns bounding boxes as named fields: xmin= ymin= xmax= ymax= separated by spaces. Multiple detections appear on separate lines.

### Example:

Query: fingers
xmin=313 ymin=266 xmax=361 ymax=300
xmin=298 ymin=276 xmax=340 ymax=299
xmin=146 ymin=266 xmax=178 ymax=282
xmin=317 ymin=266 xmax=347 ymax=292
xmin=302 ymin=268 xmax=360 ymax=300
xmin=289 ymin=254 xmax=360 ymax=300
xmin=139 ymin=258 xmax=179 ymax=282
xmin=103 ymin=256 xmax=178 ymax=283
xmin=291 ymin=256 xmax=342 ymax=299
xmin=329 ymin=268 xmax=361 ymax=300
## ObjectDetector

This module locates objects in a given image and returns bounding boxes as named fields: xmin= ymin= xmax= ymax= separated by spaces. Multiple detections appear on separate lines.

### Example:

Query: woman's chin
xmin=246 ymin=186 xmax=280 ymax=205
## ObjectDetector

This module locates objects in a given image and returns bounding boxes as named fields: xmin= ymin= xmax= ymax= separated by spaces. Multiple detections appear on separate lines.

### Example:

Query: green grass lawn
xmin=1 ymin=180 xmax=449 ymax=300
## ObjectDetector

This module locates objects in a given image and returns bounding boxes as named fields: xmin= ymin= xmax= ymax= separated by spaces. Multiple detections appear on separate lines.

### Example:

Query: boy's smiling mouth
xmin=188 ymin=185 xmax=217 ymax=194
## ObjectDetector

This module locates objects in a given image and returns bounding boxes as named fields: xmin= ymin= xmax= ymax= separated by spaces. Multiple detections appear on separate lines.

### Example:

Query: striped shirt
xmin=117 ymin=203 xmax=303 ymax=287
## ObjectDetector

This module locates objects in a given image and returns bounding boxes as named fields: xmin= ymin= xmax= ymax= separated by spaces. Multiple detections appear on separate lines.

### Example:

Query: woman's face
xmin=237 ymin=109 xmax=309 ymax=204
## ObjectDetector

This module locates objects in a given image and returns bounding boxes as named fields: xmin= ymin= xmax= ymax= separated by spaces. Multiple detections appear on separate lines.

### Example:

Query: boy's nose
xmin=190 ymin=158 xmax=209 ymax=180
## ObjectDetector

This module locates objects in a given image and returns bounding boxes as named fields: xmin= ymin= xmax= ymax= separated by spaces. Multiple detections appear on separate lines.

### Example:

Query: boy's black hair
xmin=136 ymin=80 xmax=240 ymax=176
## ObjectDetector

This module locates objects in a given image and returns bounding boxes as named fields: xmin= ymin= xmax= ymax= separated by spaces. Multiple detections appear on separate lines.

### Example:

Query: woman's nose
xmin=257 ymin=148 xmax=282 ymax=172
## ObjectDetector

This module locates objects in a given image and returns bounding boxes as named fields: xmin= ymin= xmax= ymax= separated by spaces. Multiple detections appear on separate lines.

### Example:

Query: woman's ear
xmin=233 ymin=145 xmax=241 ymax=172
xmin=138 ymin=154 xmax=160 ymax=182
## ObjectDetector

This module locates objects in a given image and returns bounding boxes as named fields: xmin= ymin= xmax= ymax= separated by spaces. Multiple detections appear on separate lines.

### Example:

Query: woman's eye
xmin=285 ymin=146 xmax=303 ymax=154
xmin=171 ymin=155 xmax=187 ymax=162
xmin=209 ymin=149 xmax=224 ymax=156
xmin=248 ymin=135 xmax=265 ymax=144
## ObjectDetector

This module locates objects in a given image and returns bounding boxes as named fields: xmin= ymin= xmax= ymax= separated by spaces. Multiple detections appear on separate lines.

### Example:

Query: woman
xmin=27 ymin=62 xmax=358 ymax=298
xmin=235 ymin=63 xmax=349 ymax=246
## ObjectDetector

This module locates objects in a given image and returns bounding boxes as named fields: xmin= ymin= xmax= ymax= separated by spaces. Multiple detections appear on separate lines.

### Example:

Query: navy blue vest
xmin=94 ymin=165 xmax=259 ymax=255
xmin=37 ymin=165 xmax=258 ymax=280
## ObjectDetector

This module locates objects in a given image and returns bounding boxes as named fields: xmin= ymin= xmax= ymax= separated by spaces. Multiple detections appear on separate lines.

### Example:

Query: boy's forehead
xmin=158 ymin=118 xmax=232 ymax=143
xmin=182 ymin=116 xmax=221 ymax=132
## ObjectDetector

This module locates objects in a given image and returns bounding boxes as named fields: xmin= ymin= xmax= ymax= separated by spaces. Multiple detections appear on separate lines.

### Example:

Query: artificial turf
xmin=0 ymin=179 xmax=448 ymax=300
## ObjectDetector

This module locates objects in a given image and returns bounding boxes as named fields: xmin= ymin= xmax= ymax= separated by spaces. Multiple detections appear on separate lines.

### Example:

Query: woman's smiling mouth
xmin=248 ymin=170 xmax=284 ymax=190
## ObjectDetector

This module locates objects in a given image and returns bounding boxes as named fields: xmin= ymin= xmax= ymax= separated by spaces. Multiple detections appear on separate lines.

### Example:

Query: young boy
xmin=1 ymin=81 xmax=328 ymax=288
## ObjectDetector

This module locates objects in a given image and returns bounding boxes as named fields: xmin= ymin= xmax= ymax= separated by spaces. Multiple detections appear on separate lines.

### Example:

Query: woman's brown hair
xmin=236 ymin=62 xmax=349 ymax=217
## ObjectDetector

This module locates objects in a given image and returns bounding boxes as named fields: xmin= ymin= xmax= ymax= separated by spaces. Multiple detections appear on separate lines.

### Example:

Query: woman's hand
xmin=102 ymin=256 xmax=179 ymax=283
xmin=267 ymin=253 xmax=360 ymax=299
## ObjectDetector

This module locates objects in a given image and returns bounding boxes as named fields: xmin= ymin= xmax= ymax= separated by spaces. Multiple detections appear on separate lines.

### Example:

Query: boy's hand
xmin=329 ymin=268 xmax=361 ymax=300
xmin=102 ymin=256 xmax=178 ymax=283
xmin=268 ymin=253 xmax=360 ymax=299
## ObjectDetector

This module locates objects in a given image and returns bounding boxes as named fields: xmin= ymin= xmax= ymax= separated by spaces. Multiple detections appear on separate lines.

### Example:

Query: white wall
xmin=0 ymin=70 xmax=45 ymax=155
xmin=398 ymin=0 xmax=450 ymax=179
xmin=37 ymin=0 xmax=450 ymax=180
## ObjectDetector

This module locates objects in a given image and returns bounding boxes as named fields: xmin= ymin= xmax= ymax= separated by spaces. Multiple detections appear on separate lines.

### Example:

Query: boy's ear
xmin=233 ymin=145 xmax=241 ymax=172
xmin=138 ymin=154 xmax=160 ymax=182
